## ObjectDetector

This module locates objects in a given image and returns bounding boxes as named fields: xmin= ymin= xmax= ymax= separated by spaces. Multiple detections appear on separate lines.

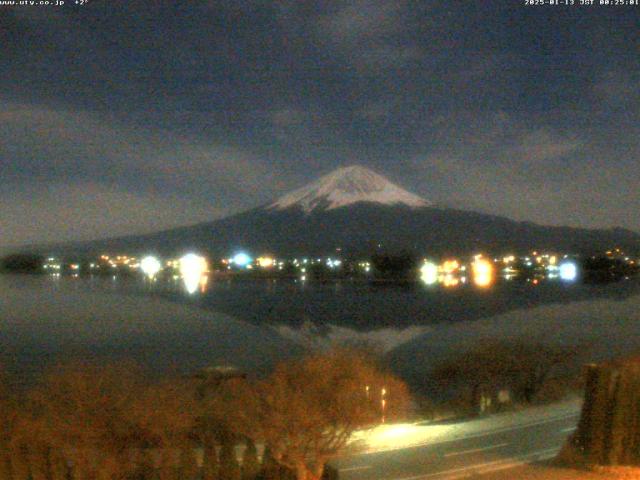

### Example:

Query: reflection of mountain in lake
xmin=150 ymin=277 xmax=640 ymax=331
xmin=272 ymin=321 xmax=431 ymax=353
xmin=389 ymin=291 xmax=640 ymax=396
xmin=3 ymin=275 xmax=640 ymax=398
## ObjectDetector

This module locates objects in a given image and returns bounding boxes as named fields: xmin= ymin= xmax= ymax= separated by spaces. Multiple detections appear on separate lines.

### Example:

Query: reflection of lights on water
xmin=442 ymin=274 xmax=459 ymax=288
xmin=180 ymin=253 xmax=208 ymax=294
xmin=420 ymin=261 xmax=438 ymax=286
xmin=140 ymin=256 xmax=162 ymax=278
xmin=559 ymin=261 xmax=578 ymax=282
xmin=199 ymin=274 xmax=209 ymax=293
xmin=472 ymin=258 xmax=494 ymax=287
xmin=232 ymin=252 xmax=252 ymax=267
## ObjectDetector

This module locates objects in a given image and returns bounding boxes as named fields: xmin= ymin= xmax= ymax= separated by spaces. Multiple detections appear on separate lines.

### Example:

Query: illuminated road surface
xmin=332 ymin=400 xmax=581 ymax=480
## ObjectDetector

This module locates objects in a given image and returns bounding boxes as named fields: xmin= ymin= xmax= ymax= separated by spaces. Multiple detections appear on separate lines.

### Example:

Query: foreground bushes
xmin=432 ymin=340 xmax=582 ymax=416
xmin=0 ymin=349 xmax=410 ymax=480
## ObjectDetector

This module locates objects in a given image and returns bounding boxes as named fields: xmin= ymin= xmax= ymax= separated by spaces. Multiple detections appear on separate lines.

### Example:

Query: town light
xmin=440 ymin=260 xmax=460 ymax=274
xmin=420 ymin=261 xmax=438 ymax=286
xmin=179 ymin=253 xmax=208 ymax=294
xmin=257 ymin=256 xmax=275 ymax=268
xmin=472 ymin=257 xmax=494 ymax=287
xmin=559 ymin=261 xmax=578 ymax=282
xmin=232 ymin=252 xmax=252 ymax=267
xmin=140 ymin=255 xmax=162 ymax=278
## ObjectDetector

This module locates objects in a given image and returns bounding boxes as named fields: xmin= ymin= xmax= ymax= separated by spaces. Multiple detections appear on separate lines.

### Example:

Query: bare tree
xmin=223 ymin=349 xmax=411 ymax=480
xmin=17 ymin=362 xmax=146 ymax=480
xmin=126 ymin=377 xmax=198 ymax=479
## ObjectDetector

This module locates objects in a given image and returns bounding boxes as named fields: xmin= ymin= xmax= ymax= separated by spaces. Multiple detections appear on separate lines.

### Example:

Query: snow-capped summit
xmin=269 ymin=165 xmax=430 ymax=213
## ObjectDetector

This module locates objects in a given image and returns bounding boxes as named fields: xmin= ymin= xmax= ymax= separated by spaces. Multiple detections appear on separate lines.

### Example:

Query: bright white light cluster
xmin=231 ymin=252 xmax=252 ymax=267
xmin=140 ymin=256 xmax=162 ymax=278
xmin=559 ymin=261 xmax=578 ymax=282
xmin=179 ymin=253 xmax=208 ymax=294
xmin=420 ymin=261 xmax=438 ymax=286
xmin=472 ymin=258 xmax=494 ymax=287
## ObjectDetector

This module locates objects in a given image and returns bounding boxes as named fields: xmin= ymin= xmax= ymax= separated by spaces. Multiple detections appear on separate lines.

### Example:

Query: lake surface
xmin=66 ymin=273 xmax=640 ymax=329
xmin=3 ymin=274 xmax=640 ymax=393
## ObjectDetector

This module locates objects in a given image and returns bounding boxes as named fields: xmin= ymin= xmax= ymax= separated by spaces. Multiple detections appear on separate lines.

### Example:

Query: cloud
xmin=503 ymin=129 xmax=583 ymax=172
xmin=408 ymin=114 xmax=616 ymax=227
xmin=0 ymin=100 xmax=282 ymax=247
xmin=0 ymin=182 xmax=223 ymax=248
xmin=270 ymin=107 xmax=308 ymax=128
xmin=356 ymin=99 xmax=396 ymax=121
xmin=314 ymin=0 xmax=421 ymax=72
xmin=592 ymin=70 xmax=640 ymax=108
xmin=0 ymin=100 xmax=277 ymax=199
xmin=320 ymin=0 xmax=406 ymax=44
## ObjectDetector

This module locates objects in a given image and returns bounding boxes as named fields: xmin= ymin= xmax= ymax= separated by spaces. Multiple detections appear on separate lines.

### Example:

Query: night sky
xmin=1 ymin=1 xmax=638 ymax=249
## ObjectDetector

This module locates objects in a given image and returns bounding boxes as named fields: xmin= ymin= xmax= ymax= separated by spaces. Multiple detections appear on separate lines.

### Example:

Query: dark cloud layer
xmin=1 ymin=1 xmax=638 ymax=248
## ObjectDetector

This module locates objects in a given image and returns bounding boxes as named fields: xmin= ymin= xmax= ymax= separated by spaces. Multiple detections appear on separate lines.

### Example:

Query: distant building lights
xmin=559 ymin=261 xmax=578 ymax=282
xmin=140 ymin=256 xmax=162 ymax=278
xmin=257 ymin=256 xmax=275 ymax=268
xmin=420 ymin=261 xmax=438 ymax=286
xmin=179 ymin=253 xmax=208 ymax=294
xmin=231 ymin=252 xmax=252 ymax=267
xmin=440 ymin=260 xmax=460 ymax=274
xmin=472 ymin=258 xmax=494 ymax=288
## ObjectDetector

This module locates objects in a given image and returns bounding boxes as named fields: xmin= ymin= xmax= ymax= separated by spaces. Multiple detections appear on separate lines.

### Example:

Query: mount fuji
xmin=268 ymin=165 xmax=430 ymax=213
xmin=37 ymin=166 xmax=640 ymax=257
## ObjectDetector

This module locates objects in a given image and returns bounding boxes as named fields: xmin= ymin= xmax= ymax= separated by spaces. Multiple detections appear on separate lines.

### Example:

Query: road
xmin=332 ymin=401 xmax=581 ymax=480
